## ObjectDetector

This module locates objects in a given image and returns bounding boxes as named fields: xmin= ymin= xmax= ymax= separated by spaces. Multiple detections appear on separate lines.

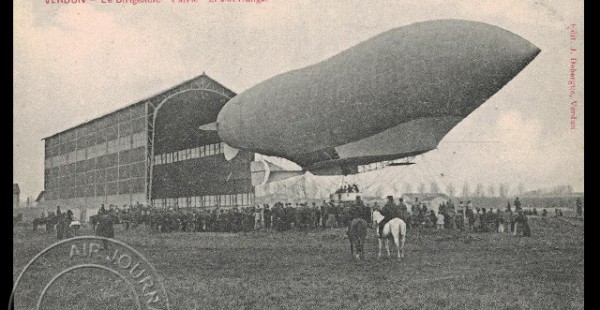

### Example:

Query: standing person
xmin=436 ymin=211 xmax=445 ymax=230
xmin=64 ymin=210 xmax=74 ymax=238
xmin=427 ymin=210 xmax=437 ymax=229
xmin=372 ymin=202 xmax=380 ymax=216
xmin=481 ymin=208 xmax=489 ymax=232
xmin=264 ymin=205 xmax=272 ymax=232
xmin=473 ymin=208 xmax=481 ymax=232
xmin=313 ymin=203 xmax=321 ymax=228
xmin=362 ymin=203 xmax=372 ymax=223
xmin=398 ymin=198 xmax=408 ymax=220
xmin=96 ymin=206 xmax=116 ymax=249
xmin=447 ymin=207 xmax=456 ymax=230
xmin=522 ymin=212 xmax=532 ymax=237
xmin=319 ymin=203 xmax=326 ymax=228
xmin=576 ymin=198 xmax=583 ymax=217
xmin=465 ymin=203 xmax=474 ymax=232
xmin=514 ymin=210 xmax=531 ymax=237
xmin=458 ymin=201 xmax=465 ymax=229
xmin=253 ymin=207 xmax=262 ymax=231
xmin=348 ymin=202 xmax=362 ymax=223
xmin=505 ymin=207 xmax=515 ymax=234
xmin=514 ymin=197 xmax=522 ymax=212
xmin=446 ymin=199 xmax=455 ymax=214
xmin=46 ymin=212 xmax=55 ymax=233
xmin=34 ymin=212 xmax=46 ymax=232
xmin=496 ymin=209 xmax=504 ymax=233
xmin=512 ymin=209 xmax=520 ymax=236
xmin=55 ymin=206 xmax=64 ymax=241
xmin=326 ymin=212 xmax=337 ymax=229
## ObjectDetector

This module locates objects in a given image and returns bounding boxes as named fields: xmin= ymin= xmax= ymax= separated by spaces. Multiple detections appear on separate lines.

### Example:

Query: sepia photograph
xmin=13 ymin=0 xmax=583 ymax=309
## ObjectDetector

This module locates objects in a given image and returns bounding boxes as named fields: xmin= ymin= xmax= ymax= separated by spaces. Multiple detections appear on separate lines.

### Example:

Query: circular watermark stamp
xmin=10 ymin=236 xmax=170 ymax=310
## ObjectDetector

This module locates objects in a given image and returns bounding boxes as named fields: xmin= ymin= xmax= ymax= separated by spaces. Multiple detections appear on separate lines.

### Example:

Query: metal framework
xmin=43 ymin=102 xmax=146 ymax=206
xmin=42 ymin=74 xmax=236 ymax=208
xmin=143 ymin=75 xmax=234 ymax=205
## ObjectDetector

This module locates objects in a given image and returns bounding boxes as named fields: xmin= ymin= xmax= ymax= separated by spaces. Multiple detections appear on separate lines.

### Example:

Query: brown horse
xmin=347 ymin=218 xmax=368 ymax=260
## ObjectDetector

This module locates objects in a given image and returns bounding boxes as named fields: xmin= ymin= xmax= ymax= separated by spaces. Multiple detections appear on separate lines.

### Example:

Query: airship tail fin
xmin=198 ymin=122 xmax=240 ymax=160
xmin=223 ymin=143 xmax=240 ymax=161
xmin=251 ymin=160 xmax=304 ymax=186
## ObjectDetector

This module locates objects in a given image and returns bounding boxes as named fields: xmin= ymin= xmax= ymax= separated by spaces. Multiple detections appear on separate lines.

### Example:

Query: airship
xmin=201 ymin=19 xmax=541 ymax=185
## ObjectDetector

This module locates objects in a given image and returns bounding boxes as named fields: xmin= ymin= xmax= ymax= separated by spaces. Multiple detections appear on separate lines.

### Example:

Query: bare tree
xmin=567 ymin=184 xmax=574 ymax=197
xmin=499 ymin=183 xmax=509 ymax=198
xmin=461 ymin=181 xmax=470 ymax=198
xmin=403 ymin=182 xmax=412 ymax=194
xmin=517 ymin=183 xmax=525 ymax=196
xmin=418 ymin=182 xmax=426 ymax=194
xmin=475 ymin=183 xmax=485 ymax=197
xmin=446 ymin=183 xmax=456 ymax=197
xmin=430 ymin=181 xmax=439 ymax=194
xmin=487 ymin=184 xmax=496 ymax=197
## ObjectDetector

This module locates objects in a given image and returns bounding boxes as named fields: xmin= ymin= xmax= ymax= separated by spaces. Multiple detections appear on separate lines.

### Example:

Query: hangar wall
xmin=43 ymin=102 xmax=147 ymax=209
xmin=42 ymin=74 xmax=254 ymax=211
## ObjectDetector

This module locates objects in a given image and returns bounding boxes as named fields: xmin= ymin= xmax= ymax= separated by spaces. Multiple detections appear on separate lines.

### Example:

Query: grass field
xmin=13 ymin=216 xmax=584 ymax=310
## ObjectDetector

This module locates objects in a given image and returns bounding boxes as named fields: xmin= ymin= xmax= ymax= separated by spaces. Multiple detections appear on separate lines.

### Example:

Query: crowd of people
xmin=87 ymin=196 xmax=537 ymax=237
xmin=33 ymin=206 xmax=81 ymax=240
xmin=34 ymin=196 xmax=583 ymax=241
xmin=88 ymin=201 xmax=372 ymax=234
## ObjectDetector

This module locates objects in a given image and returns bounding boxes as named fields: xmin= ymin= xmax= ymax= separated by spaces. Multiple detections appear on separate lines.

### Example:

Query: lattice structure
xmin=42 ymin=74 xmax=252 ymax=210
xmin=143 ymin=75 xmax=236 ymax=203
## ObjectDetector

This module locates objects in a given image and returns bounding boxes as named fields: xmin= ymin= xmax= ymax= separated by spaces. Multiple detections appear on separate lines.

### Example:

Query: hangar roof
xmin=42 ymin=73 xmax=235 ymax=141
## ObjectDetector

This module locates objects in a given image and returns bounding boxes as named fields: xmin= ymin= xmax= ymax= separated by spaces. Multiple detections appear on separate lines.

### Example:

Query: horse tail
xmin=399 ymin=219 xmax=407 ymax=237
xmin=388 ymin=218 xmax=406 ymax=246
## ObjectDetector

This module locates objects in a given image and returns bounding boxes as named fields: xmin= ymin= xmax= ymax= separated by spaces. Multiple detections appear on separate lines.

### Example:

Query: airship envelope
xmin=214 ymin=19 xmax=541 ymax=182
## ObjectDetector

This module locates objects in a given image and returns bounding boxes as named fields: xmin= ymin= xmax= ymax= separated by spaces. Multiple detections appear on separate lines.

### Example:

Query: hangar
xmin=42 ymin=74 xmax=255 ymax=210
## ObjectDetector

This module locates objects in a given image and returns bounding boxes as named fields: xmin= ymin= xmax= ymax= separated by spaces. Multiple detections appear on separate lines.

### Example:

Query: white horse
xmin=372 ymin=210 xmax=407 ymax=259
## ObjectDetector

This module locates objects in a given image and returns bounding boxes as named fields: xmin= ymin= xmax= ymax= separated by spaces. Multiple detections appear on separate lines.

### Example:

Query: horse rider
xmin=378 ymin=196 xmax=401 ymax=237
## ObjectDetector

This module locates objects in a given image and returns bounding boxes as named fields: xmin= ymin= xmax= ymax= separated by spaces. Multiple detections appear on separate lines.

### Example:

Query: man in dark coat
xmin=63 ymin=209 xmax=74 ymax=238
xmin=96 ymin=206 xmax=116 ymax=249
xmin=398 ymin=198 xmax=408 ymax=220
xmin=55 ymin=206 xmax=64 ymax=241
xmin=264 ymin=205 xmax=273 ymax=231
xmin=378 ymin=196 xmax=400 ymax=237
xmin=514 ymin=210 xmax=531 ymax=237
xmin=465 ymin=205 xmax=475 ymax=232
xmin=514 ymin=197 xmax=522 ymax=211
xmin=348 ymin=202 xmax=363 ymax=223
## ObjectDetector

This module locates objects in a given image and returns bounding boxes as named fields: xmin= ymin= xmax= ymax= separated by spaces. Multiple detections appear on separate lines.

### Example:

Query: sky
xmin=14 ymin=0 xmax=584 ymax=201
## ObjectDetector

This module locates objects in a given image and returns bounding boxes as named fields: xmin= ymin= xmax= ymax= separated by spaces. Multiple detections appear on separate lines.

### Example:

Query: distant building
xmin=35 ymin=191 xmax=46 ymax=206
xmin=401 ymin=193 xmax=449 ymax=214
xmin=13 ymin=184 xmax=20 ymax=208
